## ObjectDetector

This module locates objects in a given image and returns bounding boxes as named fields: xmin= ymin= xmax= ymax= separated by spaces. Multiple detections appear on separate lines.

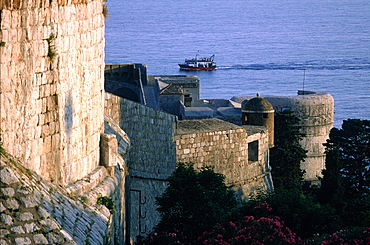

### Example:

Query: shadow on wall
xmin=65 ymin=92 xmax=73 ymax=139
xmin=64 ymin=92 xmax=73 ymax=184
xmin=104 ymin=64 xmax=147 ymax=104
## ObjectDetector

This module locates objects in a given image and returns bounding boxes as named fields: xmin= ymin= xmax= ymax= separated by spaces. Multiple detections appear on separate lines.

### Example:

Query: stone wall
xmin=1 ymin=152 xmax=121 ymax=245
xmin=108 ymin=96 xmax=177 ymax=180
xmin=104 ymin=93 xmax=177 ymax=241
xmin=104 ymin=64 xmax=147 ymax=104
xmin=264 ymin=91 xmax=334 ymax=182
xmin=176 ymin=118 xmax=273 ymax=200
xmin=0 ymin=0 xmax=105 ymax=185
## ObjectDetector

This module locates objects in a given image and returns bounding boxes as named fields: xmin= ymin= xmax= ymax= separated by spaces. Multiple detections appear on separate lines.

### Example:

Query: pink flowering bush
xmin=198 ymin=203 xmax=305 ymax=245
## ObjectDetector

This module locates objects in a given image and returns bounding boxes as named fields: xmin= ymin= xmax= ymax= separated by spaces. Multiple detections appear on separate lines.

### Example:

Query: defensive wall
xmin=105 ymin=64 xmax=151 ymax=106
xmin=0 ymin=0 xmax=335 ymax=242
xmin=0 ymin=1 xmax=129 ymax=244
xmin=233 ymin=90 xmax=334 ymax=182
xmin=1 ymin=142 xmax=128 ymax=245
xmin=176 ymin=118 xmax=273 ymax=200
xmin=0 ymin=0 xmax=105 ymax=185
xmin=104 ymin=92 xmax=177 ymax=242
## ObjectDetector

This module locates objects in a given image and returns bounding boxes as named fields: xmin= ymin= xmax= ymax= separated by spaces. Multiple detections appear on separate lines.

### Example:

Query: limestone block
xmin=0 ymin=45 xmax=11 ymax=65
xmin=0 ymin=168 xmax=19 ymax=185
xmin=98 ymin=135 xmax=118 ymax=165
xmin=0 ymin=213 xmax=13 ymax=226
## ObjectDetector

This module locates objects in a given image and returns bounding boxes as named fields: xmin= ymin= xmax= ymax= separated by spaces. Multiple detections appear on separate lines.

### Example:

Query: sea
xmin=104 ymin=0 xmax=370 ymax=128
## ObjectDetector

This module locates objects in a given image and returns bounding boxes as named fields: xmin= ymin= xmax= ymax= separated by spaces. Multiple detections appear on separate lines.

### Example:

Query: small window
xmin=263 ymin=113 xmax=268 ymax=118
xmin=248 ymin=140 xmax=259 ymax=162
xmin=184 ymin=94 xmax=192 ymax=107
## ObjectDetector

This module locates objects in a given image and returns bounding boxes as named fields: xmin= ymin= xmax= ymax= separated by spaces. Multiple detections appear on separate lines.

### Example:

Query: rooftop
xmin=177 ymin=118 xmax=241 ymax=135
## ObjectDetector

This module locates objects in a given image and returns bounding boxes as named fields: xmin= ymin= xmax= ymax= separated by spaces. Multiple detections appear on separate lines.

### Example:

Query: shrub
xmin=198 ymin=203 xmax=305 ymax=245
xmin=97 ymin=196 xmax=116 ymax=214
xmin=151 ymin=162 xmax=237 ymax=243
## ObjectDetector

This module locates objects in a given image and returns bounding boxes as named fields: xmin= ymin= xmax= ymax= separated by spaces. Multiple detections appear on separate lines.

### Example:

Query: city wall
xmin=1 ymin=149 xmax=125 ymax=245
xmin=0 ymin=0 xmax=105 ymax=185
xmin=176 ymin=118 xmax=273 ymax=200
xmin=105 ymin=93 xmax=177 ymax=241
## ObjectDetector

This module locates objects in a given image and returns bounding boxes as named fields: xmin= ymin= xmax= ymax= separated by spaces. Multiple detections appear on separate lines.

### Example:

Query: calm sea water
xmin=104 ymin=0 xmax=370 ymax=128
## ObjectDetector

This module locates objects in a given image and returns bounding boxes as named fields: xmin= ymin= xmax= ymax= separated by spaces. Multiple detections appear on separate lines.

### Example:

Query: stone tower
xmin=264 ymin=91 xmax=334 ymax=184
xmin=0 ymin=0 xmax=105 ymax=185
xmin=242 ymin=95 xmax=275 ymax=147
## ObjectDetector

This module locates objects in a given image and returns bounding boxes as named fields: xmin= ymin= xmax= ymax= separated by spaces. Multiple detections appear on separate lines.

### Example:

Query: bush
xmin=144 ymin=162 xmax=238 ymax=244
xmin=240 ymin=188 xmax=341 ymax=238
xmin=198 ymin=203 xmax=305 ymax=245
xmin=306 ymin=227 xmax=370 ymax=245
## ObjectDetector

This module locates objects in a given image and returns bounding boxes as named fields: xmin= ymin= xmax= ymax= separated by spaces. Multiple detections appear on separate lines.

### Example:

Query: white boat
xmin=178 ymin=54 xmax=216 ymax=70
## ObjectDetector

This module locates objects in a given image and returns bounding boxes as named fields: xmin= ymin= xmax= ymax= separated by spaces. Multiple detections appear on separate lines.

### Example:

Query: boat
xmin=178 ymin=54 xmax=216 ymax=70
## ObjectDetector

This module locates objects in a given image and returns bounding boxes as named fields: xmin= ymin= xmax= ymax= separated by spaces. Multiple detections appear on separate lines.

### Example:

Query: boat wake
xmin=217 ymin=59 xmax=370 ymax=71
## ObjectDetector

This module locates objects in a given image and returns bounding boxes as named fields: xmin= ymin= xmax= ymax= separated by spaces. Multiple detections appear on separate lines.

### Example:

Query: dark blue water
xmin=105 ymin=0 xmax=370 ymax=128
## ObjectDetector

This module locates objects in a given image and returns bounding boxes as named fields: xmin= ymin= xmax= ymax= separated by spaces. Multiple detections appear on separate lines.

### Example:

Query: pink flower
xmin=228 ymin=221 xmax=237 ymax=228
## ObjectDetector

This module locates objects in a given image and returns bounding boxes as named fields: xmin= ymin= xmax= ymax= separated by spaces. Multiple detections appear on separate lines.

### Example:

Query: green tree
xmin=319 ymin=139 xmax=345 ymax=209
xmin=270 ymin=110 xmax=307 ymax=191
xmin=320 ymin=119 xmax=370 ymax=226
xmin=153 ymin=162 xmax=238 ymax=243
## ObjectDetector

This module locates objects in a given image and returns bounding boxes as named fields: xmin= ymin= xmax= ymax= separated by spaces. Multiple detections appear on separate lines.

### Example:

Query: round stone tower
xmin=242 ymin=94 xmax=275 ymax=147
xmin=264 ymin=91 xmax=334 ymax=184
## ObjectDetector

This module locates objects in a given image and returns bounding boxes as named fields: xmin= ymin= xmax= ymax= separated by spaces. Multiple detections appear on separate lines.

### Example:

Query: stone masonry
xmin=0 ymin=0 xmax=105 ymax=185
xmin=104 ymin=93 xmax=177 ymax=242
xmin=176 ymin=118 xmax=273 ymax=200
xmin=0 ymin=152 xmax=117 ymax=245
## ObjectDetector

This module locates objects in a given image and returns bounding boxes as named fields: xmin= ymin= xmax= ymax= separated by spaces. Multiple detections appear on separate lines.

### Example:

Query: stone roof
xmin=242 ymin=125 xmax=267 ymax=135
xmin=177 ymin=118 xmax=242 ymax=135
xmin=242 ymin=97 xmax=274 ymax=112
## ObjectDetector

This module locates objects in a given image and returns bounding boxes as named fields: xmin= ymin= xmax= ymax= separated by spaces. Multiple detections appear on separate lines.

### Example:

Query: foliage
xmin=306 ymin=227 xmax=370 ymax=245
xmin=102 ymin=0 xmax=109 ymax=19
xmin=152 ymin=162 xmax=238 ymax=243
xmin=198 ymin=203 xmax=305 ymax=245
xmin=46 ymin=33 xmax=57 ymax=62
xmin=136 ymin=118 xmax=370 ymax=243
xmin=97 ymin=196 xmax=116 ymax=214
xmin=80 ymin=196 xmax=89 ymax=204
xmin=270 ymin=110 xmax=307 ymax=191
xmin=240 ymin=188 xmax=341 ymax=239
xmin=320 ymin=119 xmax=370 ymax=227
xmin=0 ymin=132 xmax=6 ymax=155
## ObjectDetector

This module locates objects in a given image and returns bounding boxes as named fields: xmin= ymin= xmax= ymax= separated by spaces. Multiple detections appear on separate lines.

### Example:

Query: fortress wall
xmin=104 ymin=94 xmax=177 ymax=240
xmin=115 ymin=98 xmax=177 ymax=179
xmin=265 ymin=91 xmax=334 ymax=181
xmin=176 ymin=119 xmax=271 ymax=199
xmin=104 ymin=92 xmax=121 ymax=125
xmin=1 ymin=152 xmax=114 ymax=245
xmin=0 ymin=0 xmax=105 ymax=185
